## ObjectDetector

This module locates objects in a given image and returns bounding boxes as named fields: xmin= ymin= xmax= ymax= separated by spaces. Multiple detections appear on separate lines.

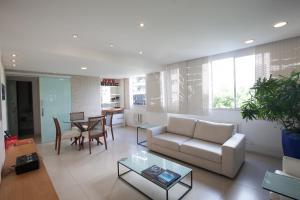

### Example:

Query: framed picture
xmin=2 ymin=84 xmax=5 ymax=100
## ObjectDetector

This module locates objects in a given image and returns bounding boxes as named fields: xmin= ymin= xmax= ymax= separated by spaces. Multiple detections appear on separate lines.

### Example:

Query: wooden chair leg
xmin=81 ymin=137 xmax=85 ymax=149
xmin=57 ymin=138 xmax=61 ymax=155
xmin=89 ymin=137 xmax=92 ymax=154
xmin=77 ymin=137 xmax=81 ymax=150
xmin=103 ymin=135 xmax=107 ymax=150
xmin=55 ymin=135 xmax=57 ymax=150
xmin=110 ymin=125 xmax=114 ymax=141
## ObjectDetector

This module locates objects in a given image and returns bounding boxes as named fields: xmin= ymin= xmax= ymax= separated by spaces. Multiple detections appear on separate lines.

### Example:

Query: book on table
xmin=142 ymin=165 xmax=181 ymax=188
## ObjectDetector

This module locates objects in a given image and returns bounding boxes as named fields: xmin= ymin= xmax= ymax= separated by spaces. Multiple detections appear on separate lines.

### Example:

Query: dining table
xmin=63 ymin=115 xmax=106 ymax=149
xmin=63 ymin=118 xmax=90 ymax=132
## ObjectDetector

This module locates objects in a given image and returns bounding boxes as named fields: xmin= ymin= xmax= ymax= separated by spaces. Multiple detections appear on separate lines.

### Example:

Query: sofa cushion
xmin=167 ymin=117 xmax=196 ymax=137
xmin=193 ymin=120 xmax=234 ymax=144
xmin=151 ymin=133 xmax=191 ymax=151
xmin=180 ymin=139 xmax=222 ymax=163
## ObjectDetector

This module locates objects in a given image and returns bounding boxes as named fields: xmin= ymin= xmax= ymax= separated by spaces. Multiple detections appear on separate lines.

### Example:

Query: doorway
xmin=7 ymin=79 xmax=36 ymax=139
xmin=17 ymin=81 xmax=34 ymax=138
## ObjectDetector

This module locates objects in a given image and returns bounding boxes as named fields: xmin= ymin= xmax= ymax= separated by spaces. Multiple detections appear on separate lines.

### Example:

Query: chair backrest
xmin=105 ymin=111 xmax=114 ymax=126
xmin=53 ymin=117 xmax=62 ymax=137
xmin=88 ymin=116 xmax=106 ymax=133
xmin=70 ymin=112 xmax=85 ymax=121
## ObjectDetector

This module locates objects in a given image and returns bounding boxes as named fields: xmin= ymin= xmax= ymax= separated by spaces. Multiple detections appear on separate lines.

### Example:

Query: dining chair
xmin=70 ymin=112 xmax=88 ymax=130
xmin=53 ymin=117 xmax=81 ymax=155
xmin=81 ymin=116 xmax=107 ymax=154
xmin=105 ymin=111 xmax=115 ymax=140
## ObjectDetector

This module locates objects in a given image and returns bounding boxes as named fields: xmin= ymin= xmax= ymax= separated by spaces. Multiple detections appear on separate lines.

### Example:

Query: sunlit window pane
xmin=235 ymin=55 xmax=255 ymax=107
xmin=130 ymin=76 xmax=146 ymax=105
xmin=212 ymin=58 xmax=235 ymax=108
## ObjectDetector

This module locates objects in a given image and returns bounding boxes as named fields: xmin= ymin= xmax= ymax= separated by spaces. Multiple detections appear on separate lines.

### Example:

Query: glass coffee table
xmin=118 ymin=151 xmax=192 ymax=200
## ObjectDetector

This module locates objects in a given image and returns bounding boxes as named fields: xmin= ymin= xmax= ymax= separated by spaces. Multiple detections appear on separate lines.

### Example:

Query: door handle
xmin=42 ymin=108 xmax=44 ymax=117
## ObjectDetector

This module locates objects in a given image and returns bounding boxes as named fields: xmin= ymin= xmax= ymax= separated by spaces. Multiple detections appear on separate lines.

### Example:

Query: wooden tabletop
xmin=0 ymin=139 xmax=59 ymax=200
xmin=101 ymin=107 xmax=124 ymax=115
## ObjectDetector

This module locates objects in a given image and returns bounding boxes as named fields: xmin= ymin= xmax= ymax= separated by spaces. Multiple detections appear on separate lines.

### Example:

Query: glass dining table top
xmin=63 ymin=115 xmax=105 ymax=123
xmin=63 ymin=118 xmax=89 ymax=123
xmin=262 ymin=171 xmax=300 ymax=200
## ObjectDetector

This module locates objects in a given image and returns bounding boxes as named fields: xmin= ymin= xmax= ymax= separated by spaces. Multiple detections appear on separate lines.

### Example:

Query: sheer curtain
xmin=146 ymin=72 xmax=164 ymax=112
xmin=255 ymin=37 xmax=300 ymax=79
xmin=163 ymin=59 xmax=209 ymax=115
xmin=187 ymin=58 xmax=210 ymax=115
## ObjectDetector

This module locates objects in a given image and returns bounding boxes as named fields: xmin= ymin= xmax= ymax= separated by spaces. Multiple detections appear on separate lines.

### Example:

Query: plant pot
xmin=282 ymin=129 xmax=300 ymax=159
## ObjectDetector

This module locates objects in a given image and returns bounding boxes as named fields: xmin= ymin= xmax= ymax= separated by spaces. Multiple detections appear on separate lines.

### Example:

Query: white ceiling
xmin=1 ymin=0 xmax=300 ymax=78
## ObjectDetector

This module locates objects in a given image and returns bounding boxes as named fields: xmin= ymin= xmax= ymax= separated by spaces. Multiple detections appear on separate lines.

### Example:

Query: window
xmin=211 ymin=54 xmax=255 ymax=109
xmin=130 ymin=76 xmax=146 ymax=106
xmin=211 ymin=58 xmax=235 ymax=108
xmin=235 ymin=55 xmax=255 ymax=107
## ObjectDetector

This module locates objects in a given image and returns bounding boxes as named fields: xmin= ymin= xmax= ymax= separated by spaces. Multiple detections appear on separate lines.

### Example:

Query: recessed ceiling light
xmin=245 ymin=39 xmax=254 ymax=44
xmin=12 ymin=54 xmax=16 ymax=57
xmin=139 ymin=51 xmax=143 ymax=55
xmin=273 ymin=21 xmax=288 ymax=28
xmin=81 ymin=67 xmax=87 ymax=70
xmin=12 ymin=64 xmax=16 ymax=67
xmin=109 ymin=43 xmax=115 ymax=48
xmin=72 ymin=34 xmax=79 ymax=39
xmin=12 ymin=59 xmax=16 ymax=62
xmin=139 ymin=23 xmax=145 ymax=28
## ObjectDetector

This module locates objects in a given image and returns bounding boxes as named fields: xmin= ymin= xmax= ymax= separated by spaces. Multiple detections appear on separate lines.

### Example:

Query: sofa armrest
xmin=146 ymin=126 xmax=166 ymax=150
xmin=283 ymin=156 xmax=300 ymax=178
xmin=221 ymin=133 xmax=246 ymax=178
xmin=146 ymin=126 xmax=167 ymax=138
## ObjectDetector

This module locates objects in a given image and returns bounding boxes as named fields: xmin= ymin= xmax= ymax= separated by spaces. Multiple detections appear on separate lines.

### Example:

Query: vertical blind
xmin=144 ymin=36 xmax=300 ymax=114
xmin=146 ymin=72 xmax=164 ymax=112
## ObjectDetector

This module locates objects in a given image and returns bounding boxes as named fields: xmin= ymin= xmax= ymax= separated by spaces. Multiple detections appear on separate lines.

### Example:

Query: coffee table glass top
xmin=119 ymin=151 xmax=192 ymax=178
xmin=137 ymin=123 xmax=159 ymax=129
xmin=262 ymin=171 xmax=300 ymax=200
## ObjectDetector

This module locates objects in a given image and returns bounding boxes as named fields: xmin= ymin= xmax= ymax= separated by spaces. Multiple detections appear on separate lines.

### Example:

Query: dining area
xmin=53 ymin=109 xmax=123 ymax=155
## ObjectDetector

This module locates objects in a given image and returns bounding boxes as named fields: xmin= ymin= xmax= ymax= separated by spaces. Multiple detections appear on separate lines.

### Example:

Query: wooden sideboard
xmin=0 ymin=139 xmax=58 ymax=200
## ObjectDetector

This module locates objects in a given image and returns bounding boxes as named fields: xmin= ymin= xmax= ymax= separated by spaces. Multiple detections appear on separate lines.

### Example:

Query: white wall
xmin=125 ymin=108 xmax=282 ymax=157
xmin=71 ymin=76 xmax=101 ymax=116
xmin=0 ymin=51 xmax=8 ymax=183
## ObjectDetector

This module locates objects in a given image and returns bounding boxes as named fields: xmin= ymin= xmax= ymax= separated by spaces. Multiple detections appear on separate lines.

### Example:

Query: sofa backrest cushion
xmin=193 ymin=120 xmax=234 ymax=144
xmin=167 ymin=117 xmax=196 ymax=137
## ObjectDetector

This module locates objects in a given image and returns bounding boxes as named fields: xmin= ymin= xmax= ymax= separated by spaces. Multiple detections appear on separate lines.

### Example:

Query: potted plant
xmin=241 ymin=71 xmax=300 ymax=159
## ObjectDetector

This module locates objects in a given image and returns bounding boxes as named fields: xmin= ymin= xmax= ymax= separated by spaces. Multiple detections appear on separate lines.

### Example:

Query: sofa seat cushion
xmin=180 ymin=139 xmax=222 ymax=163
xmin=167 ymin=117 xmax=196 ymax=137
xmin=152 ymin=133 xmax=191 ymax=151
xmin=193 ymin=120 xmax=234 ymax=144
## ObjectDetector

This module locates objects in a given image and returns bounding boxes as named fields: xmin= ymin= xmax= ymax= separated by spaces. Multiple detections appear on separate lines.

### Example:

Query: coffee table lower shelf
xmin=117 ymin=161 xmax=193 ymax=200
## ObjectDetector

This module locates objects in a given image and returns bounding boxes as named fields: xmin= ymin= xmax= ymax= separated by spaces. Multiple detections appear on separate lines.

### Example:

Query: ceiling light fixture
xmin=72 ymin=34 xmax=79 ymax=39
xmin=273 ymin=21 xmax=288 ymax=28
xmin=139 ymin=23 xmax=145 ymax=28
xmin=12 ymin=59 xmax=16 ymax=62
xmin=109 ymin=43 xmax=115 ymax=48
xmin=244 ymin=39 xmax=254 ymax=44
xmin=12 ymin=64 xmax=16 ymax=67
xmin=12 ymin=54 xmax=16 ymax=57
xmin=139 ymin=51 xmax=143 ymax=55
xmin=81 ymin=67 xmax=87 ymax=70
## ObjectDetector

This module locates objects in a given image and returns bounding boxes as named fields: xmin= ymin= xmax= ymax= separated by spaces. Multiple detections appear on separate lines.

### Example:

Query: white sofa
xmin=270 ymin=156 xmax=300 ymax=200
xmin=147 ymin=117 xmax=245 ymax=178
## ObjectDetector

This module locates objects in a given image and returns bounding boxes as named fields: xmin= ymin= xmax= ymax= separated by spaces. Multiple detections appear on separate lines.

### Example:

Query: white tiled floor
xmin=37 ymin=127 xmax=281 ymax=200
